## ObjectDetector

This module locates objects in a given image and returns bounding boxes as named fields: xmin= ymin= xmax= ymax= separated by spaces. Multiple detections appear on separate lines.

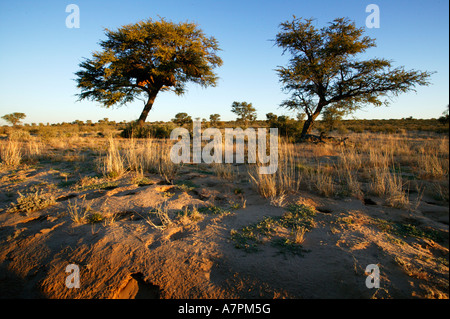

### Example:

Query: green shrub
xmin=120 ymin=122 xmax=175 ymax=139
xmin=6 ymin=190 xmax=56 ymax=214
xmin=230 ymin=204 xmax=316 ymax=254
xmin=266 ymin=115 xmax=303 ymax=141
xmin=87 ymin=212 xmax=104 ymax=224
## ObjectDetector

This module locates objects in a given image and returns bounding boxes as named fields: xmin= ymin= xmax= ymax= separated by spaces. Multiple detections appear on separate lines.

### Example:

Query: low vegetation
xmin=6 ymin=189 xmax=56 ymax=215
xmin=0 ymin=118 xmax=448 ymax=299
xmin=231 ymin=204 xmax=316 ymax=255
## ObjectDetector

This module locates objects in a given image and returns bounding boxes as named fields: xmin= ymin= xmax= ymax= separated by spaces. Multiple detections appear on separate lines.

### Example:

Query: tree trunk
xmin=300 ymin=100 xmax=326 ymax=139
xmin=136 ymin=91 xmax=158 ymax=127
xmin=300 ymin=116 xmax=314 ymax=137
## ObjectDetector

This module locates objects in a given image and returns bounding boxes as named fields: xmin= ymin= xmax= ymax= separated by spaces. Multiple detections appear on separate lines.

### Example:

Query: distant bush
xmin=266 ymin=115 xmax=303 ymax=141
xmin=120 ymin=122 xmax=175 ymax=139
xmin=341 ymin=119 xmax=449 ymax=134
xmin=171 ymin=113 xmax=192 ymax=127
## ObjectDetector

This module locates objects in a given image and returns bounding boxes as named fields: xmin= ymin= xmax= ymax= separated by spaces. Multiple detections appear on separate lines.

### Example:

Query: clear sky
xmin=0 ymin=0 xmax=448 ymax=124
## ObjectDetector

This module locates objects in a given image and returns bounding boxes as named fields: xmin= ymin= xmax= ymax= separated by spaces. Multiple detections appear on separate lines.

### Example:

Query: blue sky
xmin=0 ymin=0 xmax=448 ymax=124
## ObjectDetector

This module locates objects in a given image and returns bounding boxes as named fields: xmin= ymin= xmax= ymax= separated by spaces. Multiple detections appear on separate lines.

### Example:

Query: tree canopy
xmin=172 ymin=112 xmax=192 ymax=126
xmin=75 ymin=18 xmax=223 ymax=126
xmin=275 ymin=17 xmax=433 ymax=138
xmin=231 ymin=101 xmax=257 ymax=127
xmin=1 ymin=112 xmax=26 ymax=126
xmin=209 ymin=114 xmax=221 ymax=126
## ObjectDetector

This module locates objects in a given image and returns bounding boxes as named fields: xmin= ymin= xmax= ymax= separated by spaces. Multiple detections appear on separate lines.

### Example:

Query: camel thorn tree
xmin=75 ymin=18 xmax=223 ymax=127
xmin=275 ymin=17 xmax=434 ymax=139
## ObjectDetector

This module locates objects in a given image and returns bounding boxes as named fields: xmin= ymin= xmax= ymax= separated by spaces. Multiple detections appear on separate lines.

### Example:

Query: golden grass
xmin=244 ymin=132 xmax=448 ymax=207
xmin=211 ymin=163 xmax=236 ymax=181
xmin=99 ymin=136 xmax=126 ymax=178
xmin=0 ymin=138 xmax=22 ymax=167
xmin=247 ymin=141 xmax=302 ymax=199
xmin=97 ymin=137 xmax=179 ymax=183
xmin=67 ymin=197 xmax=91 ymax=224
xmin=1 ymin=128 xmax=447 ymax=211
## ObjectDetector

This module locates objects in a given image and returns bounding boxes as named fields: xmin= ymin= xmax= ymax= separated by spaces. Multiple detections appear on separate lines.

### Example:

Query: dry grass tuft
xmin=97 ymin=137 xmax=179 ymax=183
xmin=248 ymin=141 xmax=302 ymax=198
xmin=0 ymin=138 xmax=22 ymax=167
xmin=67 ymin=196 xmax=92 ymax=224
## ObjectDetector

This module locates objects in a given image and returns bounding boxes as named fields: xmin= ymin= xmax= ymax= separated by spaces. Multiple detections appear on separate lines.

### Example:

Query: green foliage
xmin=175 ymin=207 xmax=203 ymax=222
xmin=6 ymin=190 xmax=56 ymax=214
xmin=371 ymin=217 xmax=444 ymax=243
xmin=321 ymin=104 xmax=347 ymax=132
xmin=172 ymin=112 xmax=192 ymax=127
xmin=438 ymin=105 xmax=449 ymax=125
xmin=275 ymin=17 xmax=433 ymax=137
xmin=231 ymin=101 xmax=257 ymax=126
xmin=121 ymin=122 xmax=175 ymax=138
xmin=209 ymin=114 xmax=221 ymax=126
xmin=266 ymin=114 xmax=303 ymax=140
xmin=87 ymin=212 xmax=104 ymax=224
xmin=75 ymin=18 xmax=222 ymax=125
xmin=75 ymin=176 xmax=119 ymax=191
xmin=174 ymin=180 xmax=197 ymax=192
xmin=281 ymin=204 xmax=317 ymax=230
xmin=341 ymin=118 xmax=448 ymax=134
xmin=230 ymin=204 xmax=316 ymax=254
xmin=197 ymin=205 xmax=233 ymax=216
xmin=133 ymin=176 xmax=154 ymax=187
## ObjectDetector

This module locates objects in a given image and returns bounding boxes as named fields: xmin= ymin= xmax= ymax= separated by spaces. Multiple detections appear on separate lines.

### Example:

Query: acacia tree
xmin=438 ymin=105 xmax=449 ymax=124
xmin=275 ymin=17 xmax=433 ymax=138
xmin=172 ymin=112 xmax=192 ymax=126
xmin=231 ymin=101 xmax=257 ymax=127
xmin=209 ymin=113 xmax=221 ymax=126
xmin=75 ymin=18 xmax=222 ymax=127
xmin=1 ymin=113 xmax=26 ymax=126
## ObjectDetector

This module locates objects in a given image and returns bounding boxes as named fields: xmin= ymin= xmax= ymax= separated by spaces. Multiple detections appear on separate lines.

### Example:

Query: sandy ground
xmin=0 ymin=161 xmax=448 ymax=299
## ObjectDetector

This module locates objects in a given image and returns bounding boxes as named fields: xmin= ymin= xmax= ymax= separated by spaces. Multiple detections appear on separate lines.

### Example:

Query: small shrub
xmin=370 ymin=217 xmax=444 ymax=243
xmin=211 ymin=163 xmax=236 ymax=181
xmin=175 ymin=206 xmax=203 ymax=222
xmin=146 ymin=204 xmax=172 ymax=230
xmin=174 ymin=180 xmax=197 ymax=192
xmin=369 ymin=167 xmax=410 ymax=209
xmin=75 ymin=176 xmax=118 ymax=191
xmin=198 ymin=205 xmax=233 ymax=216
xmin=7 ymin=190 xmax=56 ymax=214
xmin=266 ymin=115 xmax=303 ymax=142
xmin=67 ymin=198 xmax=90 ymax=224
xmin=87 ymin=212 xmax=104 ymax=224
xmin=230 ymin=204 xmax=316 ymax=254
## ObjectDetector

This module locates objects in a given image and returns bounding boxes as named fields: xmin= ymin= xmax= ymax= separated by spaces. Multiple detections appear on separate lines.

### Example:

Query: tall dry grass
xmin=0 ymin=138 xmax=22 ymax=167
xmin=211 ymin=163 xmax=237 ymax=181
xmin=369 ymin=165 xmax=410 ymax=208
xmin=100 ymin=137 xmax=126 ymax=178
xmin=415 ymin=137 xmax=449 ymax=179
xmin=98 ymin=137 xmax=179 ymax=183
xmin=247 ymin=132 xmax=447 ymax=208
xmin=248 ymin=141 xmax=302 ymax=200
xmin=2 ymin=125 xmax=446 ymax=211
